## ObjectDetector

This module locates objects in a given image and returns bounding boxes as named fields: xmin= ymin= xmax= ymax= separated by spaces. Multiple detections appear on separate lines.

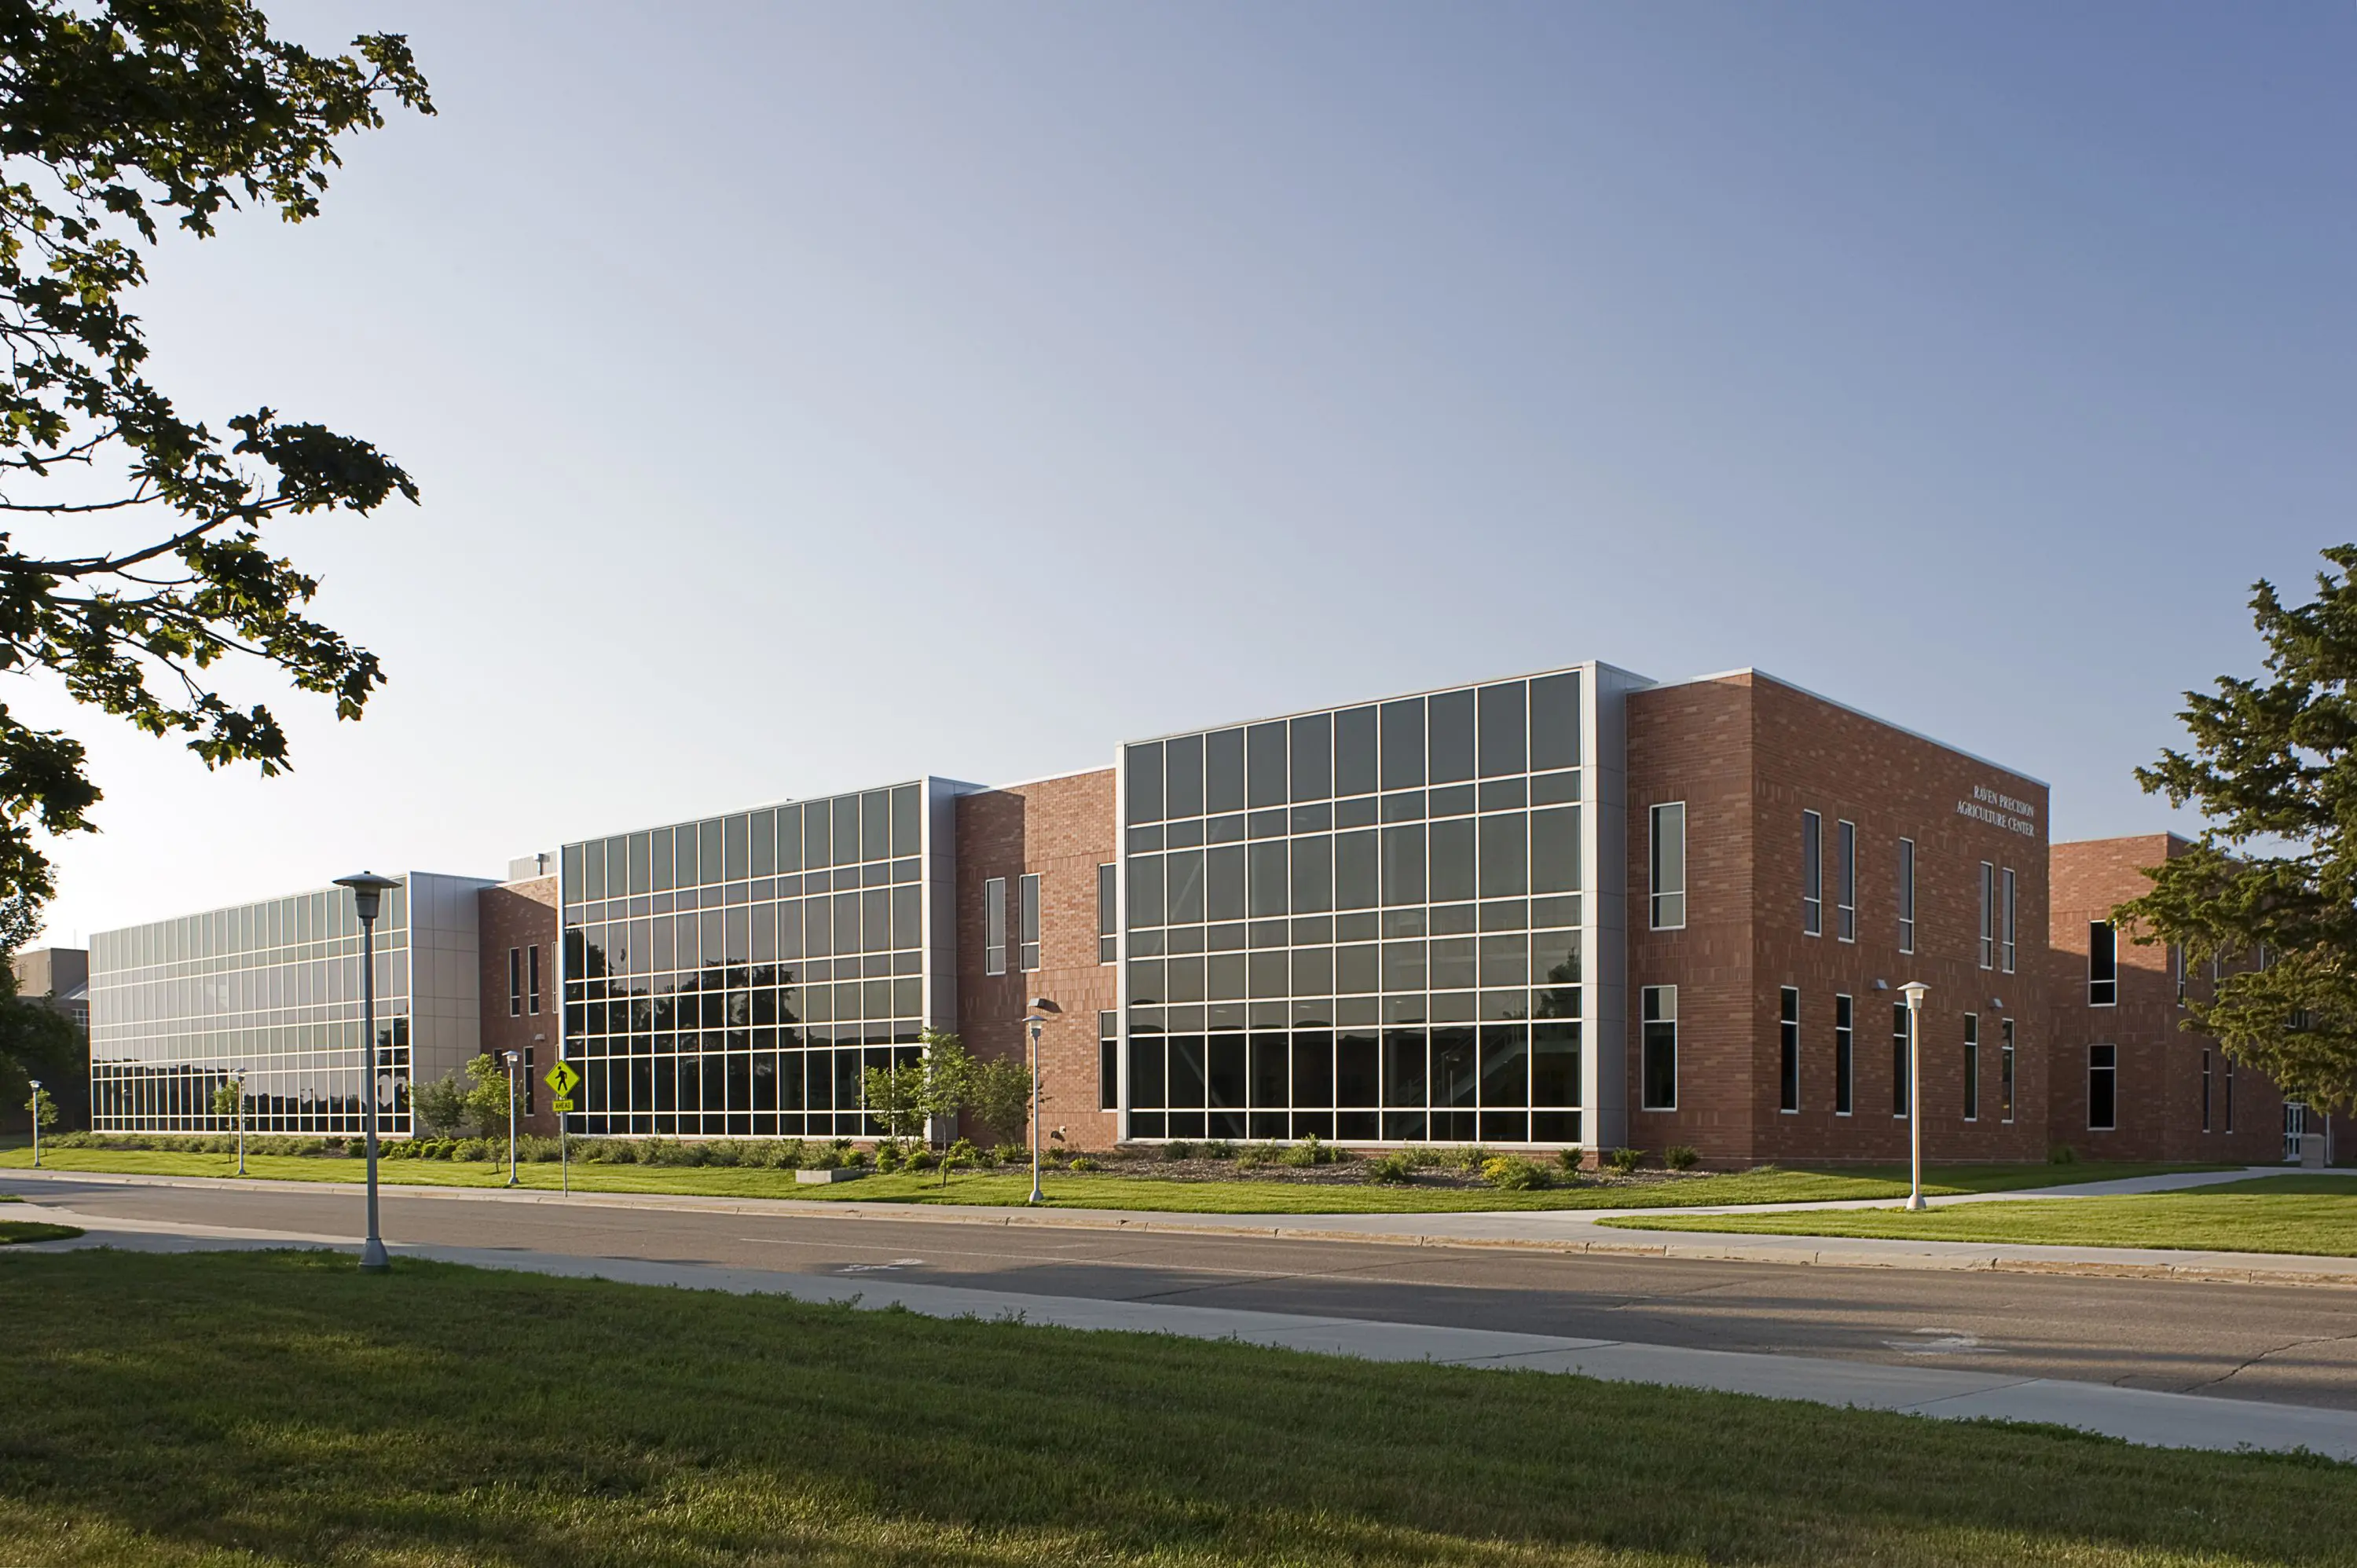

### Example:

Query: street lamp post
xmin=1901 ymin=980 xmax=1929 ymax=1211
xmin=502 ymin=1050 xmax=520 ymax=1187
xmin=1025 ymin=1013 xmax=1047 ymax=1205
xmin=232 ymin=1069 xmax=247 ymax=1177
xmin=335 ymin=872 xmax=402 ymax=1273
xmin=27 ymin=1078 xmax=40 ymax=1169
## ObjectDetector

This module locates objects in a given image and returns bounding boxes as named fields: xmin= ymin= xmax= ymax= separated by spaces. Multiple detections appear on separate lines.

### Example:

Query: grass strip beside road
xmin=0 ymin=1145 xmax=2226 ymax=1213
xmin=0 ymin=1219 xmax=80 ymax=1244
xmin=0 ymin=1250 xmax=2351 ymax=1566
xmin=1598 ymin=1174 xmax=2357 ymax=1257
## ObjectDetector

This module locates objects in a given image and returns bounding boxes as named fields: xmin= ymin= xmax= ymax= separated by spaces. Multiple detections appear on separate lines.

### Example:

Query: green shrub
xmin=1664 ymin=1145 xmax=1699 ymax=1171
xmin=1482 ymin=1155 xmax=1551 ymax=1191
xmin=1554 ymin=1146 xmax=1585 ymax=1176
xmin=1604 ymin=1146 xmax=1644 ymax=1174
xmin=2049 ymin=1142 xmax=2080 ymax=1165
xmin=454 ymin=1139 xmax=494 ymax=1163
xmin=1197 ymin=1138 xmax=1236 ymax=1160
xmin=1161 ymin=1140 xmax=1197 ymax=1161
xmin=1069 ymin=1155 xmax=1100 ymax=1171
xmin=519 ymin=1135 xmax=564 ymax=1163
xmin=991 ymin=1142 xmax=1027 ymax=1167
xmin=1280 ymin=1135 xmax=1340 ymax=1168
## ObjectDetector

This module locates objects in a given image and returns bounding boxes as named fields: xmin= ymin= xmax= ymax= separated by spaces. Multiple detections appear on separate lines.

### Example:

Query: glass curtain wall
xmin=1121 ymin=671 xmax=1586 ymax=1145
xmin=90 ymin=884 xmax=413 ymax=1134
xmin=560 ymin=782 xmax=930 ymax=1138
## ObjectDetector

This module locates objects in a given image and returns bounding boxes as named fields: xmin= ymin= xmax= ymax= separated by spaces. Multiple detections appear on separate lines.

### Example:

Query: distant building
xmin=14 ymin=946 xmax=88 ymax=1031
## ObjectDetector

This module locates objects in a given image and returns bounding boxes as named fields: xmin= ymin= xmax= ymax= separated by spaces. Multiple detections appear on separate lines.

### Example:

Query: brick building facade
xmin=477 ymin=873 xmax=560 ymax=1138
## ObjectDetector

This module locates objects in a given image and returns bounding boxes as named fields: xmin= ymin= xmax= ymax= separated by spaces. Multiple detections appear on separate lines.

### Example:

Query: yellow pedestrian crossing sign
xmin=545 ymin=1060 xmax=580 ymax=1099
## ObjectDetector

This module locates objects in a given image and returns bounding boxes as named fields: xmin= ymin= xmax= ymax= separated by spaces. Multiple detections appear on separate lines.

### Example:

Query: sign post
xmin=545 ymin=1058 xmax=580 ymax=1195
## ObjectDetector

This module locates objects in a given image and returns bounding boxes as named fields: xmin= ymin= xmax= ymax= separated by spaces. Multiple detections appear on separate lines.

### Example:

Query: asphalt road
xmin=12 ymin=1173 xmax=2357 ymax=1409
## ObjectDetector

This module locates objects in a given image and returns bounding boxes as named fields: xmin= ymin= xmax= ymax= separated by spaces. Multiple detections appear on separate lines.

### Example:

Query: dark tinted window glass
xmin=1206 ymin=728 xmax=1245 ymax=814
xmin=805 ymin=896 xmax=832 ymax=957
xmin=605 ymin=836 xmax=629 ymax=895
xmin=1129 ymin=855 xmax=1166 ymax=926
xmin=1530 ymin=807 xmax=1578 ymax=895
xmin=1206 ymin=845 xmax=1246 ymax=922
xmin=627 ymin=832 xmax=652 ymax=895
xmin=651 ymin=827 xmax=676 ymax=892
xmin=750 ymin=811 xmax=775 ymax=877
xmin=1167 ymin=734 xmax=1204 ymax=819
xmin=803 ymin=803 xmax=830 ymax=870
xmin=891 ymin=785 xmax=921 ymax=856
xmin=723 ymin=816 xmax=750 ymax=881
xmin=1479 ymin=813 xmax=1529 ymax=898
xmin=1479 ymin=682 xmax=1527 ymax=777
xmin=1247 ymin=722 xmax=1286 ymax=808
xmin=863 ymin=889 xmax=891 ymax=952
xmin=1380 ymin=698 xmax=1426 ymax=790
xmin=1167 ymin=848 xmax=1206 ymax=923
xmin=1382 ymin=823 xmax=1428 ymax=906
xmin=1335 ymin=706 xmax=1378 ymax=797
xmin=1248 ymin=841 xmax=1288 ymax=918
xmin=1291 ymin=836 xmax=1333 ymax=914
xmin=1531 ymin=1020 xmax=1579 ymax=1105
xmin=562 ymin=843 xmax=584 ymax=898
xmin=775 ymin=805 xmax=801 ymax=874
xmin=1290 ymin=714 xmax=1332 ymax=801
xmin=1429 ymin=817 xmax=1476 ymax=903
xmin=832 ymin=797 xmax=860 ymax=866
xmin=581 ymin=840 xmax=606 ymax=901
xmin=1530 ymin=672 xmax=1581 ymax=770
xmin=1335 ymin=830 xmax=1378 ymax=910
xmin=1127 ymin=742 xmax=1165 ymax=823
xmin=698 ymin=821 xmax=724 ymax=885
xmin=1385 ymin=1029 xmax=1427 ymax=1105
xmin=861 ymin=791 xmax=889 ymax=862
xmin=892 ymin=885 xmax=920 ymax=948
xmin=1428 ymin=689 xmax=1474 ymax=785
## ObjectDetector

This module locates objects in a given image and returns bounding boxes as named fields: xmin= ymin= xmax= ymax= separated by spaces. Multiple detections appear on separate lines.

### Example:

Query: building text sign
xmin=1956 ymin=783 xmax=2038 ymax=838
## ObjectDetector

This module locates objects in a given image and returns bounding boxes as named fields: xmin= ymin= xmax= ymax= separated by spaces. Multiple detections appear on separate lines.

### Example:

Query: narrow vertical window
xmin=528 ymin=944 xmax=542 ymax=1015
xmin=2088 ymin=1044 xmax=2117 ymax=1130
xmin=1963 ymin=1013 xmax=1980 ymax=1121
xmin=1834 ymin=995 xmax=1853 ymax=1115
xmin=1778 ymin=986 xmax=1800 ymax=1112
xmin=1098 ymin=863 xmax=1118 ymax=965
xmin=1835 ymin=820 xmax=1856 ymax=943
xmin=1801 ymin=811 xmax=1822 ymax=936
xmin=2088 ymin=921 xmax=2117 ymax=1006
xmin=1648 ymin=804 xmax=1686 ymax=930
xmin=2000 ymin=1018 xmax=2015 ymax=1123
xmin=1099 ymin=1010 xmax=1120 ymax=1112
xmin=2174 ymin=944 xmax=2187 ymax=1006
xmin=1896 ymin=837 xmax=1916 ymax=954
xmin=508 ymin=947 xmax=522 ymax=1017
xmin=1978 ymin=863 xmax=1995 ymax=969
xmin=2225 ymin=1056 xmax=2235 ymax=1132
xmin=1892 ymin=1003 xmax=1910 ymax=1118
xmin=984 ymin=877 xmax=1007 ymax=976
xmin=2201 ymin=1048 xmax=2212 ymax=1132
xmin=2000 ymin=868 xmax=2017 ymax=974
xmin=1640 ymin=985 xmax=1677 ymax=1109
xmin=1019 ymin=873 xmax=1041 ymax=972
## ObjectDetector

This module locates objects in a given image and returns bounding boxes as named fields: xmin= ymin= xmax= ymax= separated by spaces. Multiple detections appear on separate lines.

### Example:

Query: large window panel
xmin=1289 ymin=714 xmax=1332 ymax=802
xmin=1529 ymin=672 xmax=1581 ymax=771
xmin=1428 ymin=689 xmax=1475 ymax=784
xmin=1335 ymin=706 xmax=1378 ymax=797
xmin=1335 ymin=830 xmax=1379 ymax=910
xmin=1290 ymin=836 xmax=1333 ymax=914
xmin=1478 ymin=682 xmax=1527 ymax=778
xmin=1127 ymin=742 xmax=1165 ymax=823
xmin=1206 ymin=728 xmax=1246 ymax=815
xmin=1166 ymin=734 xmax=1204 ymax=819
xmin=1382 ymin=823 xmax=1428 ymax=906
xmin=1248 ymin=722 xmax=1288 ymax=808
xmin=1165 ymin=849 xmax=1205 ymax=924
xmin=1248 ymin=841 xmax=1289 ymax=918
xmin=1205 ymin=845 xmax=1246 ymax=922
xmin=1479 ymin=812 xmax=1528 ymax=898
xmin=1380 ymin=698 xmax=1426 ymax=790
xmin=1428 ymin=818 xmax=1477 ymax=904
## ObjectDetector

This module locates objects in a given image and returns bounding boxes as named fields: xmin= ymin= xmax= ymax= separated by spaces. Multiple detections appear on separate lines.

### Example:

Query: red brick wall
xmin=955 ymin=770 xmax=1120 ymax=1152
xmin=2047 ymin=836 xmax=2286 ymax=1163
xmin=477 ymin=877 xmax=561 ymax=1136
xmin=1626 ymin=673 xmax=2050 ymax=1167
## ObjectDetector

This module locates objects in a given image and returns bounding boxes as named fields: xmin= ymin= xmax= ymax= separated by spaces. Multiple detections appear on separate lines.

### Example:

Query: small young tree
xmin=968 ymin=1056 xmax=1037 ymax=1152
xmin=460 ymin=1053 xmax=513 ymax=1141
xmin=860 ymin=1055 xmax=929 ymax=1150
xmin=27 ymin=1083 xmax=57 ymax=1134
xmin=409 ymin=1071 xmax=468 ymax=1138
xmin=918 ymin=1028 xmax=975 ymax=1186
xmin=209 ymin=1079 xmax=240 ymax=1124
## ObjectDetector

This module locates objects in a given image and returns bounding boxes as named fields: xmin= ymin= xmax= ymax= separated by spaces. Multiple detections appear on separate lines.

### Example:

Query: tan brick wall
xmin=955 ymin=769 xmax=1120 ymax=1152
xmin=1627 ymin=673 xmax=2049 ymax=1167
xmin=2047 ymin=836 xmax=2289 ymax=1163
xmin=477 ymin=877 xmax=561 ymax=1136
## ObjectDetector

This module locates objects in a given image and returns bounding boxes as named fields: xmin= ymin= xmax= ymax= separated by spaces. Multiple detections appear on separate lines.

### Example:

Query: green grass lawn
xmin=0 ymin=1251 xmax=2348 ymax=1566
xmin=1598 ymin=1174 xmax=2357 ymax=1256
xmin=0 ymin=1218 xmax=79 ymax=1244
xmin=0 ymin=1145 xmax=2229 ymax=1213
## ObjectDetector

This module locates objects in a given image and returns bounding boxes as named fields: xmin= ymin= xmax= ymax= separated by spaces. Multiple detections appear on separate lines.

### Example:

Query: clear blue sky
xmin=24 ymin=1 xmax=2357 ymax=943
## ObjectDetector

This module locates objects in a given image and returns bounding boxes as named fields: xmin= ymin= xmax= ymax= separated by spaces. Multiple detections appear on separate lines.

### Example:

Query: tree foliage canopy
xmin=0 ymin=1 xmax=431 ymax=900
xmin=2118 ymin=544 xmax=2357 ymax=1113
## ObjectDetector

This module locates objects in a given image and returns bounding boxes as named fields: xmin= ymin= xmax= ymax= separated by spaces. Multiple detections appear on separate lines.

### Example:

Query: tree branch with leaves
xmin=0 ymin=1 xmax=431 ymax=903
xmin=2117 ymin=543 xmax=2357 ymax=1114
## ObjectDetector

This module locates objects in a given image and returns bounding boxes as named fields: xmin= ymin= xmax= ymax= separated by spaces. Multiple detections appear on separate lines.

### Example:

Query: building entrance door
xmin=2284 ymin=1102 xmax=2307 ymax=1163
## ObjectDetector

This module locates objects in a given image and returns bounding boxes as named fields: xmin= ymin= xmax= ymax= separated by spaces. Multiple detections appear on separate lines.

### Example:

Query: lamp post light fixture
xmin=1900 ymin=980 xmax=1930 ymax=1211
xmin=1025 ymin=1011 xmax=1048 ymax=1205
xmin=502 ymin=1050 xmax=521 ymax=1187
xmin=27 ymin=1078 xmax=39 ymax=1169
xmin=231 ymin=1069 xmax=247 ymax=1177
xmin=334 ymin=872 xmax=402 ymax=1273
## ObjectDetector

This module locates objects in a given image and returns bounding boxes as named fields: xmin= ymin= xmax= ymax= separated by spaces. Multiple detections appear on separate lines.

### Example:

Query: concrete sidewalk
xmin=8 ymin=1202 xmax=2355 ymax=1464
xmin=8 ymin=1164 xmax=2355 ymax=1287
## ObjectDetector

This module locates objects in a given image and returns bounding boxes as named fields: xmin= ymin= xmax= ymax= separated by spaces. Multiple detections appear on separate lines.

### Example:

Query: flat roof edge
xmin=1649 ymin=668 xmax=2051 ymax=790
